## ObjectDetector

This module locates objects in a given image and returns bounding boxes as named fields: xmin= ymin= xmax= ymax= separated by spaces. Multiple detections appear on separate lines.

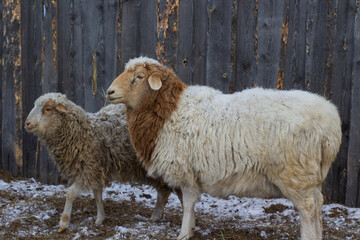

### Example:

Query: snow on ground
xmin=0 ymin=178 xmax=359 ymax=239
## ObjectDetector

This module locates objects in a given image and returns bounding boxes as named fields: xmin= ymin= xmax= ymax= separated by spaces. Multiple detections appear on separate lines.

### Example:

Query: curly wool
xmin=36 ymin=93 xmax=163 ymax=191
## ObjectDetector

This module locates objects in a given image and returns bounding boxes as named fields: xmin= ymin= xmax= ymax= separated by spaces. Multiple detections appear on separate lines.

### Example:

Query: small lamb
xmin=107 ymin=57 xmax=342 ymax=240
xmin=25 ymin=93 xmax=177 ymax=232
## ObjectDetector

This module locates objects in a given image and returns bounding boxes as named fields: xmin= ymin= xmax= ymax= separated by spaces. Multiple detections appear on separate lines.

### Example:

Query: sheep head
xmin=25 ymin=94 xmax=68 ymax=137
xmin=106 ymin=57 xmax=178 ymax=110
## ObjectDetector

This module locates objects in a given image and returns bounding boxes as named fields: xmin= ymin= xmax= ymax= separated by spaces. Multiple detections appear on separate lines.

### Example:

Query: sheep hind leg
xmin=58 ymin=184 xmax=81 ymax=232
xmin=150 ymin=187 xmax=171 ymax=222
xmin=93 ymin=185 xmax=105 ymax=225
xmin=177 ymin=187 xmax=199 ymax=240
xmin=314 ymin=188 xmax=323 ymax=240
xmin=293 ymin=196 xmax=317 ymax=240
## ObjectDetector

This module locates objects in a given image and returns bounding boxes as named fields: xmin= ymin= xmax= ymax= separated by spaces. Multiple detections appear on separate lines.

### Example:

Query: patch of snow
xmin=1 ymin=178 xmax=359 ymax=239
xmin=72 ymin=232 xmax=81 ymax=240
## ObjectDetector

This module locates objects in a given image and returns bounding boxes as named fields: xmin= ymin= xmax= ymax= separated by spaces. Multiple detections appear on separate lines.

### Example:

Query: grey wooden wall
xmin=0 ymin=0 xmax=359 ymax=207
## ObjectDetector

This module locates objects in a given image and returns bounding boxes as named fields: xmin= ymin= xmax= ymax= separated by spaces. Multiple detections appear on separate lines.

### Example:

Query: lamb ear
xmin=148 ymin=73 xmax=162 ymax=90
xmin=55 ymin=104 xmax=67 ymax=113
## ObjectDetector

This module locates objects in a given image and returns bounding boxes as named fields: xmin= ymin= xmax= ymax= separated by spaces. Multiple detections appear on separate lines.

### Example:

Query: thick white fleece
xmin=148 ymin=87 xmax=341 ymax=200
xmin=125 ymin=57 xmax=161 ymax=70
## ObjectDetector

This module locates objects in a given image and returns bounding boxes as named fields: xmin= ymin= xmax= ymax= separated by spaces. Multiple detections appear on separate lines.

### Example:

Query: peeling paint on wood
xmin=92 ymin=51 xmax=98 ymax=95
xmin=254 ymin=0 xmax=259 ymax=65
xmin=277 ymin=68 xmax=284 ymax=90
xmin=2 ymin=0 xmax=22 ymax=175
xmin=116 ymin=1 xmax=122 ymax=75
xmin=52 ymin=17 xmax=57 ymax=73
xmin=156 ymin=0 xmax=179 ymax=65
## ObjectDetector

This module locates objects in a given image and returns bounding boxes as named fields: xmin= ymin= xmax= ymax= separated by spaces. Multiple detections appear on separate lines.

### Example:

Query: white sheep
xmin=25 ymin=93 xmax=179 ymax=232
xmin=106 ymin=57 xmax=342 ymax=240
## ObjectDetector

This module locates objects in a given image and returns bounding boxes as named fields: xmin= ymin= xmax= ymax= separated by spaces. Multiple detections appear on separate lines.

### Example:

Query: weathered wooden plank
xmin=81 ymin=0 xmax=102 ymax=112
xmin=57 ymin=0 xmax=74 ymax=100
xmin=228 ymin=0 xmax=238 ymax=93
xmin=0 ymin=0 xmax=4 ymax=170
xmin=71 ymin=0 xmax=84 ymax=108
xmin=192 ymin=0 xmax=208 ymax=86
xmin=38 ymin=0 xmax=60 ymax=184
xmin=118 ymin=0 xmax=157 ymax=69
xmin=283 ymin=0 xmax=307 ymax=90
xmin=119 ymin=0 xmax=140 ymax=70
xmin=305 ymin=0 xmax=327 ymax=93
xmin=176 ymin=0 xmax=194 ymax=85
xmin=102 ymin=0 xmax=119 ymax=94
xmin=234 ymin=0 xmax=257 ymax=91
xmin=43 ymin=0 xmax=60 ymax=185
xmin=14 ymin=0 xmax=23 ymax=176
xmin=206 ymin=0 xmax=232 ymax=93
xmin=81 ymin=0 xmax=118 ymax=112
xmin=276 ymin=0 xmax=289 ymax=90
xmin=323 ymin=0 xmax=338 ymax=99
xmin=346 ymin=2 xmax=360 ymax=208
xmin=139 ymin=0 xmax=157 ymax=59
xmin=21 ymin=0 xmax=43 ymax=179
xmin=81 ymin=0 xmax=96 ymax=112
xmin=42 ymin=0 xmax=58 ymax=93
xmin=2 ymin=0 xmax=22 ymax=176
xmin=321 ymin=0 xmax=338 ymax=203
xmin=324 ymin=0 xmax=355 ymax=204
xmin=157 ymin=0 xmax=178 ymax=69
xmin=116 ymin=0 xmax=123 ymax=76
xmin=256 ymin=0 xmax=285 ymax=88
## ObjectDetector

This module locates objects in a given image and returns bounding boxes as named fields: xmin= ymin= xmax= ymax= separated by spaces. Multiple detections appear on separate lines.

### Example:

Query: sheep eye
xmin=137 ymin=75 xmax=144 ymax=79
xmin=44 ymin=108 xmax=52 ymax=113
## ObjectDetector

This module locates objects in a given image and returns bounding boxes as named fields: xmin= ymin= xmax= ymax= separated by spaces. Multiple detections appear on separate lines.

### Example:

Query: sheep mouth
xmin=107 ymin=96 xmax=123 ymax=104
xmin=25 ymin=125 xmax=36 ymax=133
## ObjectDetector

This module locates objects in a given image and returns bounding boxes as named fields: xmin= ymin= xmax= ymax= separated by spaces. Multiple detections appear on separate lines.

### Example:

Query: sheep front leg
xmin=58 ymin=184 xmax=81 ymax=232
xmin=177 ymin=187 xmax=199 ymax=240
xmin=150 ymin=187 xmax=171 ymax=222
xmin=93 ymin=186 xmax=105 ymax=225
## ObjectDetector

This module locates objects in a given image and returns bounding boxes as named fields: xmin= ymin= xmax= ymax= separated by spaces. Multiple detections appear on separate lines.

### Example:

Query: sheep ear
xmin=56 ymin=104 xmax=67 ymax=113
xmin=148 ymin=73 xmax=162 ymax=90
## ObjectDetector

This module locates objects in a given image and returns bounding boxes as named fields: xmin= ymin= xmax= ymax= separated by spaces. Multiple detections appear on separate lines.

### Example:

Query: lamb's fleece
xmin=25 ymin=93 xmax=176 ymax=232
xmin=106 ymin=57 xmax=342 ymax=240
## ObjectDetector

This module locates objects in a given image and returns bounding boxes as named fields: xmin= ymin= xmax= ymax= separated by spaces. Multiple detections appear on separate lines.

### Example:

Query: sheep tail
xmin=320 ymin=134 xmax=341 ymax=183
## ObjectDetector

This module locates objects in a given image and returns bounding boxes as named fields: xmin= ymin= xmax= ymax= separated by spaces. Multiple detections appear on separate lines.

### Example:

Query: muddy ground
xmin=0 ymin=169 xmax=359 ymax=240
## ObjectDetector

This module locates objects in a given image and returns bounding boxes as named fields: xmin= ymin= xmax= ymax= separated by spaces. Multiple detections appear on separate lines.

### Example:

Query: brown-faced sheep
xmin=25 ymin=93 xmax=178 ymax=232
xmin=106 ymin=57 xmax=342 ymax=240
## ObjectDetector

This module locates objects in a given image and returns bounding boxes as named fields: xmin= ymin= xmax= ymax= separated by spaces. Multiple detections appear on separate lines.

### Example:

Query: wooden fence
xmin=0 ymin=0 xmax=359 ymax=207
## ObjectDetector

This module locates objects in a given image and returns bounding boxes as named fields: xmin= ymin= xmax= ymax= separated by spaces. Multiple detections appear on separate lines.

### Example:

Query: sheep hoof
xmin=57 ymin=227 xmax=67 ymax=233
xmin=177 ymin=235 xmax=190 ymax=240
xmin=95 ymin=218 xmax=105 ymax=226
xmin=177 ymin=232 xmax=192 ymax=240
xmin=149 ymin=214 xmax=162 ymax=222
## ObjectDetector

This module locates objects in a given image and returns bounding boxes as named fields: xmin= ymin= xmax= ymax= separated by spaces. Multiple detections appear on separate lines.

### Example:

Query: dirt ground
xmin=0 ymin=169 xmax=359 ymax=240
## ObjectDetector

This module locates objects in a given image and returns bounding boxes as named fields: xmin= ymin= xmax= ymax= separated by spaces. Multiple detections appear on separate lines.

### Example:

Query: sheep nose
xmin=107 ymin=89 xmax=115 ymax=95
xmin=25 ymin=120 xmax=31 ymax=127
